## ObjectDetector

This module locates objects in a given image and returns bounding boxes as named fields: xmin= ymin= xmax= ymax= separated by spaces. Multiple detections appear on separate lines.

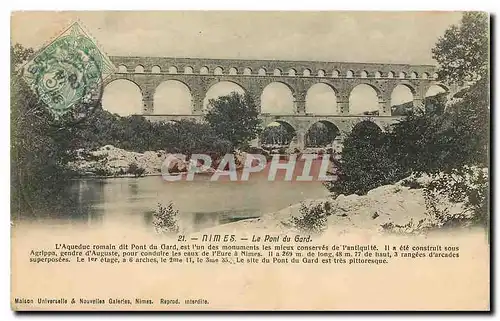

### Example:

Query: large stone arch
xmin=102 ymin=78 xmax=144 ymax=116
xmin=153 ymin=80 xmax=193 ymax=115
xmin=348 ymin=83 xmax=382 ymax=116
xmin=392 ymin=82 xmax=417 ymax=95
xmin=424 ymin=83 xmax=450 ymax=114
xmin=261 ymin=80 xmax=295 ymax=94
xmin=260 ymin=120 xmax=297 ymax=148
xmin=390 ymin=83 xmax=416 ymax=116
xmin=117 ymin=64 xmax=127 ymax=73
xmin=203 ymin=80 xmax=247 ymax=110
xmin=305 ymin=120 xmax=340 ymax=148
xmin=425 ymin=83 xmax=449 ymax=97
xmin=273 ymin=120 xmax=296 ymax=132
xmin=305 ymin=83 xmax=338 ymax=115
xmin=351 ymin=119 xmax=383 ymax=137
xmin=261 ymin=81 xmax=295 ymax=114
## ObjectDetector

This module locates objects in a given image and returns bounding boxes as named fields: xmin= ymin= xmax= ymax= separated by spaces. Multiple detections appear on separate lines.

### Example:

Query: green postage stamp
xmin=22 ymin=22 xmax=114 ymax=120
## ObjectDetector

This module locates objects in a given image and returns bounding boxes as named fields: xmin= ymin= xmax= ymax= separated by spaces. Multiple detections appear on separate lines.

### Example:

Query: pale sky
xmin=12 ymin=11 xmax=459 ymax=116
xmin=12 ymin=11 xmax=462 ymax=63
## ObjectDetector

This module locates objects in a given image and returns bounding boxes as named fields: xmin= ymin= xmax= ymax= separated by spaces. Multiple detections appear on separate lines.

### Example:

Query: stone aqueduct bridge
xmin=104 ymin=56 xmax=450 ymax=148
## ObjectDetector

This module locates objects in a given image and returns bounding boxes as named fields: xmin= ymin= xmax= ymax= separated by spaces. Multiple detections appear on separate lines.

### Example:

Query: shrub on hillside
xmin=152 ymin=202 xmax=180 ymax=234
xmin=424 ymin=167 xmax=489 ymax=226
xmin=127 ymin=162 xmax=146 ymax=177
xmin=291 ymin=202 xmax=330 ymax=235
xmin=93 ymin=167 xmax=113 ymax=177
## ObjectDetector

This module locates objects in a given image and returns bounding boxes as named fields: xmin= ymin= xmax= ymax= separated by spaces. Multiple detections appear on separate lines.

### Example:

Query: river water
xmin=34 ymin=172 xmax=330 ymax=233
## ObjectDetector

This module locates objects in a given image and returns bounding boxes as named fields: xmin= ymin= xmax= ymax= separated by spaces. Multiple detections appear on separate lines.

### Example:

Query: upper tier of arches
xmin=115 ymin=63 xmax=438 ymax=80
xmin=111 ymin=56 xmax=438 ymax=80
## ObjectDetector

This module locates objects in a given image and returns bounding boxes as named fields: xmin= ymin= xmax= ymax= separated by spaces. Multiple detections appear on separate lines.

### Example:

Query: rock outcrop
xmin=69 ymin=145 xmax=168 ymax=176
xmin=205 ymin=174 xmax=481 ymax=235
xmin=68 ymin=146 xmax=257 ymax=177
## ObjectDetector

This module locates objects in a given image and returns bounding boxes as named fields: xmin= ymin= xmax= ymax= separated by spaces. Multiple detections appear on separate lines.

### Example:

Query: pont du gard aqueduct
xmin=103 ymin=56 xmax=455 ymax=149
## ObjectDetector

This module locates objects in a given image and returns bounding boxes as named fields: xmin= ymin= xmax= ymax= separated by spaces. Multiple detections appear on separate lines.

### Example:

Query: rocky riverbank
xmin=68 ymin=145 xmax=330 ymax=177
xmin=202 ymin=170 xmax=486 ymax=235
xmin=68 ymin=145 xmax=165 ymax=177
xmin=68 ymin=145 xmax=251 ymax=177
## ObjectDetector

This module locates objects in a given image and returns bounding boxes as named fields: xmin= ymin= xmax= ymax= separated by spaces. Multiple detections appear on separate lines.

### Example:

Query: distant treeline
xmin=72 ymin=108 xmax=233 ymax=156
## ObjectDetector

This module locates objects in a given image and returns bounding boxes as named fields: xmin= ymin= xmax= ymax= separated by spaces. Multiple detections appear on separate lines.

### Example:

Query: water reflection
xmin=15 ymin=179 xmax=105 ymax=226
xmin=128 ymin=181 xmax=139 ymax=197
xmin=15 ymin=176 xmax=329 ymax=232
xmin=189 ymin=210 xmax=260 ymax=231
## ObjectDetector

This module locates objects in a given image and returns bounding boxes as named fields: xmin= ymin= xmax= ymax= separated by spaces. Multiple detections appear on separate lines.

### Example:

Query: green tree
xmin=306 ymin=122 xmax=334 ymax=147
xmin=62 ymin=105 xmax=234 ymax=160
xmin=398 ymin=12 xmax=489 ymax=229
xmin=430 ymin=12 xmax=489 ymax=170
xmin=424 ymin=92 xmax=447 ymax=115
xmin=164 ymin=119 xmax=232 ymax=159
xmin=445 ymin=77 xmax=489 ymax=168
xmin=11 ymin=44 xmax=79 ymax=218
xmin=325 ymin=123 xmax=405 ymax=196
xmin=387 ymin=109 xmax=446 ymax=174
xmin=11 ymin=44 xmax=34 ymax=71
xmin=204 ymin=92 xmax=261 ymax=149
xmin=431 ymin=11 xmax=489 ymax=168
xmin=431 ymin=12 xmax=489 ymax=84
xmin=387 ymin=12 xmax=489 ymax=176
xmin=261 ymin=125 xmax=294 ymax=147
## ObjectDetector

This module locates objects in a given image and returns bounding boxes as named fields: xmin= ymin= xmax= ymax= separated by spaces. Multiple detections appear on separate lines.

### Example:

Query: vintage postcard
xmin=10 ymin=11 xmax=490 ymax=311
